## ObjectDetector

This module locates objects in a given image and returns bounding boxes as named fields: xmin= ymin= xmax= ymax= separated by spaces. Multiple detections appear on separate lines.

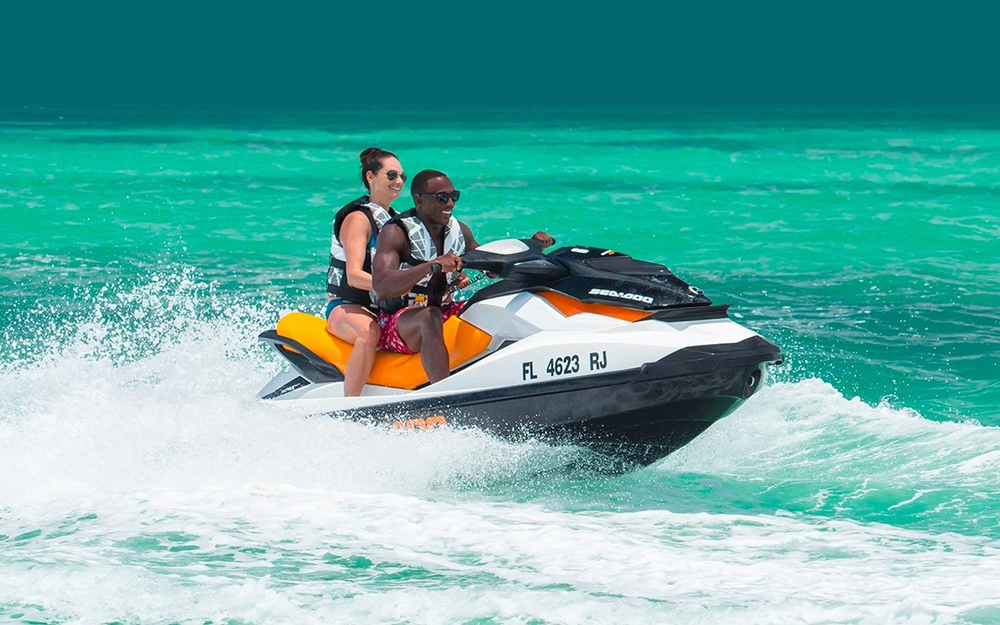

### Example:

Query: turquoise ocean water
xmin=1 ymin=104 xmax=998 ymax=623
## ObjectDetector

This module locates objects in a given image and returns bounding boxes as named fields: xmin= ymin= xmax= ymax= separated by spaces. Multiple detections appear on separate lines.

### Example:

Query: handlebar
xmin=460 ymin=238 xmax=568 ymax=281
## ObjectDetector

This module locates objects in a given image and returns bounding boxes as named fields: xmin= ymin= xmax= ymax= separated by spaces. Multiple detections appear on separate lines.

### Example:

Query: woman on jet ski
xmin=323 ymin=147 xmax=403 ymax=396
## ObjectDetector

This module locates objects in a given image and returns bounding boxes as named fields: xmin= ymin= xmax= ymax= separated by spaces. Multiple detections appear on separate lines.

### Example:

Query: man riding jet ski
xmin=369 ymin=169 xmax=554 ymax=386
xmin=257 ymin=238 xmax=783 ymax=466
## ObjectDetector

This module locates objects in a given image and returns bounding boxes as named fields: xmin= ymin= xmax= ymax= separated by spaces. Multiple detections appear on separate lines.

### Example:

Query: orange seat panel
xmin=275 ymin=311 xmax=492 ymax=390
xmin=538 ymin=291 xmax=651 ymax=322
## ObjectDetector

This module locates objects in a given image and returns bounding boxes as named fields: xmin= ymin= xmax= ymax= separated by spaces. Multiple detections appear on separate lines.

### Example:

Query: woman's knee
xmin=355 ymin=320 xmax=381 ymax=348
xmin=326 ymin=308 xmax=342 ymax=334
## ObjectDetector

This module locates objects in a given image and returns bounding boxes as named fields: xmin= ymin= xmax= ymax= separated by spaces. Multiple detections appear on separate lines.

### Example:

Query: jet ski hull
xmin=298 ymin=336 xmax=779 ymax=467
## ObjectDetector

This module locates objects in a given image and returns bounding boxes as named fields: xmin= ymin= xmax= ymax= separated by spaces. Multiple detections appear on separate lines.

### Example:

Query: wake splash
xmin=2 ymin=271 xmax=996 ymax=513
xmin=0 ymin=271 xmax=586 ymax=509
xmin=3 ymin=271 xmax=999 ymax=624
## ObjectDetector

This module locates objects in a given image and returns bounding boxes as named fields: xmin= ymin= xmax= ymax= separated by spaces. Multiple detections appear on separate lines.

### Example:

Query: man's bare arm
xmin=460 ymin=222 xmax=479 ymax=252
xmin=372 ymin=225 xmax=461 ymax=299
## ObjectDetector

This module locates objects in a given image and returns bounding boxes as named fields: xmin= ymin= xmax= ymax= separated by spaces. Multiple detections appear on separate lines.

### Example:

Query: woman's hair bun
xmin=359 ymin=147 xmax=397 ymax=190
xmin=359 ymin=147 xmax=382 ymax=162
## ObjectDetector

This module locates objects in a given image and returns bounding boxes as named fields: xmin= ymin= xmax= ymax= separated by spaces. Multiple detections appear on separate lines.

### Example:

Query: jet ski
xmin=257 ymin=239 xmax=782 ymax=466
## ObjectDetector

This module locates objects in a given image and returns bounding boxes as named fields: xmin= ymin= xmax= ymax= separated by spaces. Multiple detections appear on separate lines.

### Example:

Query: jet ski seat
xmin=274 ymin=312 xmax=492 ymax=390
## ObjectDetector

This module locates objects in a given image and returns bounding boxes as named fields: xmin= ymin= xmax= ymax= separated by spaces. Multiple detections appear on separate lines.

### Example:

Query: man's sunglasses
xmin=418 ymin=190 xmax=461 ymax=204
xmin=385 ymin=170 xmax=407 ymax=182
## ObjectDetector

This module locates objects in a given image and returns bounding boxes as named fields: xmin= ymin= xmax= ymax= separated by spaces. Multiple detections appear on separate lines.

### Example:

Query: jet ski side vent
xmin=646 ymin=304 xmax=731 ymax=322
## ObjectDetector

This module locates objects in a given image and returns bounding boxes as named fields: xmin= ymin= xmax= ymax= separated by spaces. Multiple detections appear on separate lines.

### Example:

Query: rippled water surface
xmin=1 ymin=105 xmax=998 ymax=624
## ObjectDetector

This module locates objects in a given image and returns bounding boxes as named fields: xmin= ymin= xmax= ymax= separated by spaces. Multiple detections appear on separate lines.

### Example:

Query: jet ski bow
xmin=257 ymin=239 xmax=782 ymax=466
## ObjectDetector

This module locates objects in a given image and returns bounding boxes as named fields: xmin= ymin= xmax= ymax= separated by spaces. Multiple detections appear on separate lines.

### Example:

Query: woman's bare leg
xmin=326 ymin=304 xmax=381 ymax=396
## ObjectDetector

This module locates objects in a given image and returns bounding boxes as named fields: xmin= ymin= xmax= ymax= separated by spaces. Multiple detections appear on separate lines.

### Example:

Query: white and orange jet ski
xmin=257 ymin=239 xmax=782 ymax=465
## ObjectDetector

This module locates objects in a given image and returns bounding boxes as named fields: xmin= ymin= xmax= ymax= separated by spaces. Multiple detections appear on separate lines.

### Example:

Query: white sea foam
xmin=664 ymin=378 xmax=1000 ymax=488
xmin=3 ymin=485 xmax=998 ymax=623
xmin=2 ymin=278 xmax=999 ymax=623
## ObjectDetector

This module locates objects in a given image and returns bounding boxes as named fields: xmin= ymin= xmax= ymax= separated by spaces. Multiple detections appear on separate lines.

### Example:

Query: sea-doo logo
xmin=588 ymin=288 xmax=654 ymax=304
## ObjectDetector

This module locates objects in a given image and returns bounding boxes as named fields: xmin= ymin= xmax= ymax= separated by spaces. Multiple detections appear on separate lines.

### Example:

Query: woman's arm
xmin=340 ymin=211 xmax=374 ymax=291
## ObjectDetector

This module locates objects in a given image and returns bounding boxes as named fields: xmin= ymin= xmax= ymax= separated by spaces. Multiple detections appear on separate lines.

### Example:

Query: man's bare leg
xmin=396 ymin=306 xmax=449 ymax=382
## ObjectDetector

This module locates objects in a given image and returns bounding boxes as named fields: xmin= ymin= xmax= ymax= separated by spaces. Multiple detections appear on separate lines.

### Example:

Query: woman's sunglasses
xmin=385 ymin=170 xmax=407 ymax=182
xmin=418 ymin=190 xmax=461 ymax=204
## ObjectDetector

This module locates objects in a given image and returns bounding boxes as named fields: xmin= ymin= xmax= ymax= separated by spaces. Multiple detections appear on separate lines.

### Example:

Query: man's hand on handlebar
xmin=531 ymin=231 xmax=556 ymax=248
xmin=433 ymin=253 xmax=462 ymax=273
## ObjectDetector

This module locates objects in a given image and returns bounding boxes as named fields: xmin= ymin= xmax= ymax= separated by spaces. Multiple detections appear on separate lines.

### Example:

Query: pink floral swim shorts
xmin=376 ymin=302 xmax=465 ymax=354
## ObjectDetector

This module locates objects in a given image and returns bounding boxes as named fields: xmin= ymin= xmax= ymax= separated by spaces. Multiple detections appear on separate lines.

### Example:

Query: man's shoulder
xmin=377 ymin=220 xmax=408 ymax=246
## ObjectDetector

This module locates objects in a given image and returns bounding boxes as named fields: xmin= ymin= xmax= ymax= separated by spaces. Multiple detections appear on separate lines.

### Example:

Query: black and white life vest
xmin=326 ymin=196 xmax=396 ymax=308
xmin=376 ymin=208 xmax=467 ymax=313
